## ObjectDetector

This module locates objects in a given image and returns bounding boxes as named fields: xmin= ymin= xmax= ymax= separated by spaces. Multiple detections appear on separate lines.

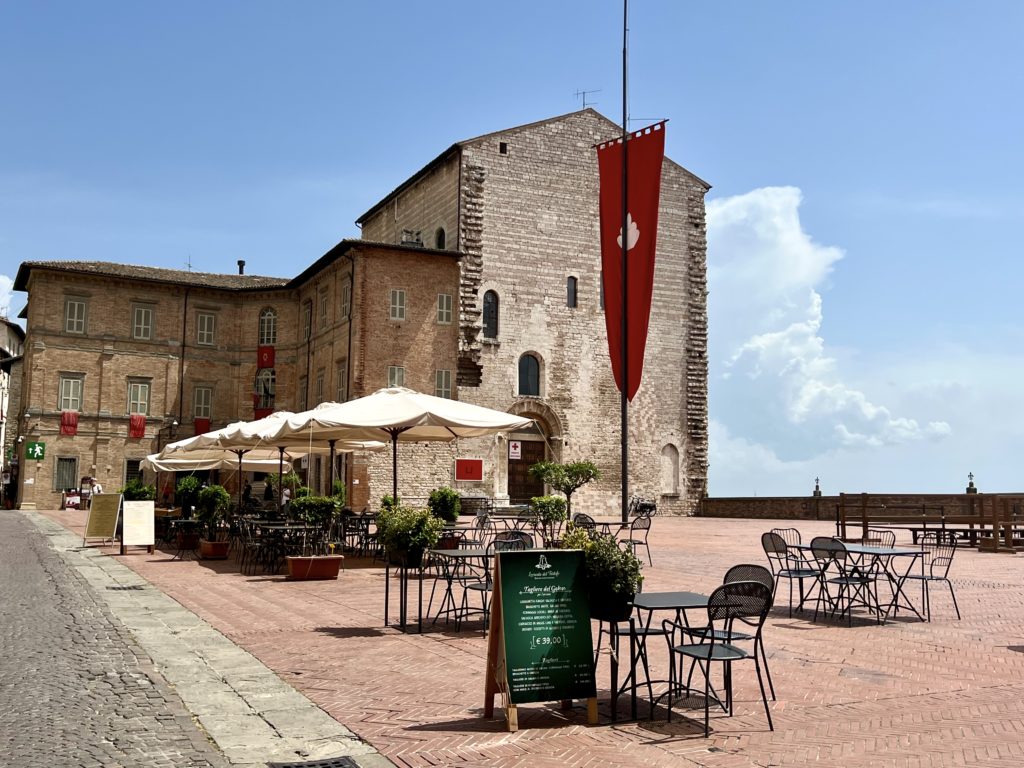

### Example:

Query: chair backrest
xmin=724 ymin=563 xmax=774 ymax=594
xmin=919 ymin=530 xmax=957 ymax=577
xmin=630 ymin=515 xmax=652 ymax=538
xmin=571 ymin=513 xmax=597 ymax=532
xmin=770 ymin=527 xmax=802 ymax=548
xmin=810 ymin=535 xmax=846 ymax=565
xmin=761 ymin=531 xmax=787 ymax=557
xmin=865 ymin=528 xmax=896 ymax=548
xmin=494 ymin=537 xmax=526 ymax=552
xmin=498 ymin=530 xmax=534 ymax=549
xmin=707 ymin=581 xmax=773 ymax=627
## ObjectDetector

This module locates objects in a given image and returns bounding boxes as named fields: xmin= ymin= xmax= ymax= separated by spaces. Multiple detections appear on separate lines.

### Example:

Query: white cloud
xmin=707 ymin=187 xmax=951 ymax=489
xmin=0 ymin=274 xmax=13 ymax=319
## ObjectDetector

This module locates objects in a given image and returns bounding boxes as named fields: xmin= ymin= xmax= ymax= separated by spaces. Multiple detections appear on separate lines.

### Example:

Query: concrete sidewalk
xmin=36 ymin=507 xmax=1024 ymax=767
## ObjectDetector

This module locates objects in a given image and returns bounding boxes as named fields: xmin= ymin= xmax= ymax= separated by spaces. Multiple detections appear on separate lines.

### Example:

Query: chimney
xmin=237 ymin=259 xmax=245 ymax=275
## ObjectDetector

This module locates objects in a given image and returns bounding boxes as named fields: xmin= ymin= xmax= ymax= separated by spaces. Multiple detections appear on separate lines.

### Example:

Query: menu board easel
xmin=83 ymin=493 xmax=122 ymax=545
xmin=484 ymin=549 xmax=597 ymax=731
xmin=120 ymin=500 xmax=155 ymax=555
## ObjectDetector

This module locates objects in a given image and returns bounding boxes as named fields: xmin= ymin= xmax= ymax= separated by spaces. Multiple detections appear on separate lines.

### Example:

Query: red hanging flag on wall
xmin=596 ymin=121 xmax=666 ymax=401
xmin=194 ymin=418 xmax=211 ymax=435
xmin=60 ymin=410 xmax=78 ymax=436
xmin=129 ymin=413 xmax=146 ymax=438
xmin=257 ymin=346 xmax=275 ymax=368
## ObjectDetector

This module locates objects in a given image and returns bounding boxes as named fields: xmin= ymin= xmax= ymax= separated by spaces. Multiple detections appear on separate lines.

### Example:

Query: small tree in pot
xmin=528 ymin=460 xmax=601 ymax=518
xmin=376 ymin=504 xmax=444 ymax=568
xmin=175 ymin=476 xmax=202 ymax=518
xmin=530 ymin=494 xmax=567 ymax=547
xmin=196 ymin=484 xmax=231 ymax=559
xmin=286 ymin=495 xmax=345 ymax=579
xmin=428 ymin=486 xmax=461 ymax=524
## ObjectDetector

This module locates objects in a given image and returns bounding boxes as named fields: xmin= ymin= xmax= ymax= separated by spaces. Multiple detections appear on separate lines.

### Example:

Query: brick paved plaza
xmin=37 ymin=509 xmax=1024 ymax=767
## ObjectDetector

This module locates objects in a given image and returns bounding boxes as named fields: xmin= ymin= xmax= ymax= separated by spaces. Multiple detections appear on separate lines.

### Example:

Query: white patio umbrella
xmin=142 ymin=452 xmax=293 ymax=473
xmin=270 ymin=387 xmax=535 ymax=499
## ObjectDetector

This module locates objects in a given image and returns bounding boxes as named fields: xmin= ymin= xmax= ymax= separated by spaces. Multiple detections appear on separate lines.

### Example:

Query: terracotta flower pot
xmin=199 ymin=539 xmax=230 ymax=560
xmin=286 ymin=554 xmax=344 ymax=580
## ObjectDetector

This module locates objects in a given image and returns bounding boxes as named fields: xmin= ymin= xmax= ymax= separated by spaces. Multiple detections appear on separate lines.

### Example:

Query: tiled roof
xmin=14 ymin=260 xmax=289 ymax=292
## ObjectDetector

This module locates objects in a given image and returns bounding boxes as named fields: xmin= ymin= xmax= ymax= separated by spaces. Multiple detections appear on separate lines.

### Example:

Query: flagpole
xmin=620 ymin=0 xmax=629 ymax=526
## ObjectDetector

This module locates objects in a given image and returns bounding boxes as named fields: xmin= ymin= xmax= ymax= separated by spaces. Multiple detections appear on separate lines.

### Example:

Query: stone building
xmin=357 ymin=108 xmax=709 ymax=515
xmin=10 ymin=108 xmax=708 ymax=514
xmin=1 ymin=317 xmax=26 ymax=507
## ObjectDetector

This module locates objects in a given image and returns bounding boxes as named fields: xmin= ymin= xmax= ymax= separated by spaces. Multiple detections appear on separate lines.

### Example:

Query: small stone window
xmin=388 ymin=365 xmax=405 ymax=388
xmin=390 ymin=289 xmax=406 ymax=321
xmin=499 ymin=142 xmax=508 ymax=155
xmin=437 ymin=293 xmax=453 ymax=324
xmin=131 ymin=305 xmax=154 ymax=340
xmin=435 ymin=227 xmax=446 ymax=250
xmin=518 ymin=354 xmax=540 ymax=397
xmin=483 ymin=290 xmax=499 ymax=339
xmin=197 ymin=312 xmax=216 ymax=345
xmin=193 ymin=386 xmax=212 ymax=420
xmin=435 ymin=369 xmax=452 ymax=399
xmin=567 ymin=276 xmax=578 ymax=308
xmin=65 ymin=298 xmax=87 ymax=334
xmin=258 ymin=308 xmax=277 ymax=345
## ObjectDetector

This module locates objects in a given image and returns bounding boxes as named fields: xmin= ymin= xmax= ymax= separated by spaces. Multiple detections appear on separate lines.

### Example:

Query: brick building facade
xmin=11 ymin=109 xmax=709 ymax=514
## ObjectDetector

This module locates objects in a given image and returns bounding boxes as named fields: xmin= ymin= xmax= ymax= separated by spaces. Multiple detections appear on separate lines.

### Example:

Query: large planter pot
xmin=387 ymin=548 xmax=424 ymax=569
xmin=588 ymin=589 xmax=636 ymax=623
xmin=199 ymin=539 xmax=230 ymax=560
xmin=286 ymin=555 xmax=344 ymax=580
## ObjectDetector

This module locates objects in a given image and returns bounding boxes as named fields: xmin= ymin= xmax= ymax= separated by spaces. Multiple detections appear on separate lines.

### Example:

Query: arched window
xmin=259 ymin=308 xmax=277 ymax=345
xmin=660 ymin=444 xmax=680 ymax=495
xmin=255 ymin=368 xmax=276 ymax=410
xmin=518 ymin=353 xmax=540 ymax=397
xmin=483 ymin=290 xmax=499 ymax=339
xmin=435 ymin=227 xmax=446 ymax=250
xmin=567 ymin=276 xmax=578 ymax=308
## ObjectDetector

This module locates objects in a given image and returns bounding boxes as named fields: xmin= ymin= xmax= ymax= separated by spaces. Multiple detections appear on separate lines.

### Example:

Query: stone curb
xmin=25 ymin=511 xmax=396 ymax=768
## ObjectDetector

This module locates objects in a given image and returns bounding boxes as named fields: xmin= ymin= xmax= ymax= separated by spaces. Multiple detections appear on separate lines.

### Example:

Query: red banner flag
xmin=60 ymin=410 xmax=78 ymax=436
xmin=194 ymin=418 xmax=211 ymax=435
xmin=257 ymin=346 xmax=275 ymax=368
xmin=129 ymin=413 xmax=146 ymax=438
xmin=596 ymin=121 xmax=666 ymax=401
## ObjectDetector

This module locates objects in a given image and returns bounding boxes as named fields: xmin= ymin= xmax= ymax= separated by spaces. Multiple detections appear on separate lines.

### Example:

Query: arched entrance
xmin=505 ymin=401 xmax=563 ymax=505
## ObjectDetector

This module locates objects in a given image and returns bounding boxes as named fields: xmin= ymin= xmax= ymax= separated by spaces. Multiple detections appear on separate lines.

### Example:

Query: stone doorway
xmin=507 ymin=439 xmax=545 ymax=505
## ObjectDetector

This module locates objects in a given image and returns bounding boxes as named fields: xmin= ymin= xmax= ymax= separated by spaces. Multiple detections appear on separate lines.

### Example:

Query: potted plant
xmin=530 ymin=494 xmax=568 ymax=547
xmin=428 ymin=486 xmax=461 ymax=524
xmin=175 ymin=475 xmax=201 ymax=518
xmin=196 ymin=484 xmax=231 ymax=559
xmin=285 ymin=495 xmax=344 ymax=580
xmin=528 ymin=460 xmax=601 ymax=518
xmin=119 ymin=479 xmax=156 ymax=501
xmin=563 ymin=525 xmax=643 ymax=622
xmin=376 ymin=504 xmax=444 ymax=568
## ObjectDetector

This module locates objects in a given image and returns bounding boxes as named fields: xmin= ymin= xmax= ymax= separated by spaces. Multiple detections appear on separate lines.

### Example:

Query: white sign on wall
xmin=508 ymin=441 xmax=522 ymax=460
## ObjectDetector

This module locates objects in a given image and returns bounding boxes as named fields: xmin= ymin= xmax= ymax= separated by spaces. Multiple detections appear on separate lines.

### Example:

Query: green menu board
xmin=496 ymin=549 xmax=596 ymax=705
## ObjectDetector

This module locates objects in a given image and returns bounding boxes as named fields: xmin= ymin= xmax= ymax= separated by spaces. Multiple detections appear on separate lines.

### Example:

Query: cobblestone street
xmin=0 ymin=510 xmax=227 ymax=768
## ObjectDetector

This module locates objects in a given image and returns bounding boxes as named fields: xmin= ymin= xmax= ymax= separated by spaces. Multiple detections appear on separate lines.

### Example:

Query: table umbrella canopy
xmin=269 ymin=387 xmax=535 ymax=498
xmin=142 ymin=452 xmax=293 ymax=473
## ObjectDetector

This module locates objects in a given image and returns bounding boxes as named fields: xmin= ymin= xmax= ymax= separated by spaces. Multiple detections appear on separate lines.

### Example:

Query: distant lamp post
xmin=965 ymin=472 xmax=977 ymax=494
xmin=812 ymin=476 xmax=822 ymax=497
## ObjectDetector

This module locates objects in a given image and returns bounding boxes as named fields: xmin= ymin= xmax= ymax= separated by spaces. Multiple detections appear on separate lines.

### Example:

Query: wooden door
xmin=508 ymin=440 xmax=546 ymax=505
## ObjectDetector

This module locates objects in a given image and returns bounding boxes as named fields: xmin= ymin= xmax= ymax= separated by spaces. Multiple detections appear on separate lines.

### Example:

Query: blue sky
xmin=2 ymin=2 xmax=1021 ymax=496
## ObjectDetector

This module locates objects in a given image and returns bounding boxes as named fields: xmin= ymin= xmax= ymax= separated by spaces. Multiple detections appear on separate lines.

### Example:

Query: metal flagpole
xmin=620 ymin=0 xmax=630 ymax=526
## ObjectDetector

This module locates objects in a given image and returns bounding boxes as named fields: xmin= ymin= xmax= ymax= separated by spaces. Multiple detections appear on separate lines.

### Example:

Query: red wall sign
xmin=455 ymin=458 xmax=484 ymax=482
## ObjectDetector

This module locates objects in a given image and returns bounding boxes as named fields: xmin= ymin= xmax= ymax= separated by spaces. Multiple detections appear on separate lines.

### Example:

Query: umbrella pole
xmin=391 ymin=432 xmax=399 ymax=501
xmin=235 ymin=449 xmax=245 ymax=515
xmin=328 ymin=439 xmax=336 ymax=495
xmin=278 ymin=447 xmax=285 ymax=515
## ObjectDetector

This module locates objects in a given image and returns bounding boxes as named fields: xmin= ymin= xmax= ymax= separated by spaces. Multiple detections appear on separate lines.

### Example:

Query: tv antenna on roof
xmin=575 ymin=88 xmax=602 ymax=108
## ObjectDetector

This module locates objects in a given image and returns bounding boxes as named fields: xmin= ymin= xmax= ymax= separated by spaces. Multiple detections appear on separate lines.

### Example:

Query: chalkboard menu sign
xmin=484 ymin=549 xmax=597 ymax=730
xmin=84 ymin=493 xmax=122 ymax=544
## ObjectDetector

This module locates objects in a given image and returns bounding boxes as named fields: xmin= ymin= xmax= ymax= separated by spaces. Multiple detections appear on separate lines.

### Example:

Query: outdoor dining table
xmin=168 ymin=518 xmax=203 ymax=561
xmin=426 ymin=547 xmax=490 ymax=629
xmin=793 ymin=540 xmax=926 ymax=623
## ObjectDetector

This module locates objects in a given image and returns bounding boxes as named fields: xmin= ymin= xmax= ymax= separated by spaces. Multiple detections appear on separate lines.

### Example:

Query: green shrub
xmin=427 ymin=486 xmax=461 ymax=523
xmin=530 ymin=495 xmax=567 ymax=544
xmin=119 ymin=479 xmax=156 ymax=501
xmin=376 ymin=505 xmax=443 ymax=557
xmin=528 ymin=460 xmax=601 ymax=517
xmin=175 ymin=476 xmax=202 ymax=512
xmin=290 ymin=495 xmax=339 ymax=529
xmin=380 ymin=494 xmax=401 ymax=513
xmin=196 ymin=484 xmax=230 ymax=540
xmin=332 ymin=479 xmax=347 ymax=507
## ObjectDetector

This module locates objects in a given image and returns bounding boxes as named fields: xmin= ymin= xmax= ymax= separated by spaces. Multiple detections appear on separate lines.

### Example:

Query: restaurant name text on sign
xmin=26 ymin=441 xmax=46 ymax=460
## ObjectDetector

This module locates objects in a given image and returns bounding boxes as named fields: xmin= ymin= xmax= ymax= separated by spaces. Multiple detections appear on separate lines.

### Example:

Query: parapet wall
xmin=697 ymin=493 xmax=984 ymax=521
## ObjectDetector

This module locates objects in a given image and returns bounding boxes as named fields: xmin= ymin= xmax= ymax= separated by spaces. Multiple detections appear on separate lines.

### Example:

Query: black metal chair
xmin=761 ymin=531 xmax=819 ymax=617
xmin=903 ymin=530 xmax=961 ymax=621
xmin=620 ymin=515 xmax=652 ymax=566
xmin=810 ymin=536 xmax=882 ymax=625
xmin=864 ymin=528 xmax=896 ymax=548
xmin=462 ymin=537 xmax=526 ymax=630
xmin=722 ymin=564 xmax=776 ymax=701
xmin=498 ymin=530 xmax=535 ymax=549
xmin=571 ymin=512 xmax=598 ymax=535
xmin=662 ymin=581 xmax=774 ymax=736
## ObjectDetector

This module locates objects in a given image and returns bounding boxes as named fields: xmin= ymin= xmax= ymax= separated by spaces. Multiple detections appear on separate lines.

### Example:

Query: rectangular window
xmin=387 ymin=365 xmax=405 ymax=388
xmin=435 ymin=369 xmax=452 ymax=399
xmin=256 ymin=368 xmax=276 ymax=410
xmin=303 ymin=301 xmax=313 ymax=340
xmin=125 ymin=459 xmax=143 ymax=485
xmin=65 ymin=298 xmax=86 ymax=334
xmin=197 ymin=312 xmax=216 ymax=345
xmin=193 ymin=386 xmax=212 ymax=419
xmin=54 ymin=456 xmax=78 ymax=491
xmin=59 ymin=375 xmax=83 ymax=411
xmin=567 ymin=276 xmax=578 ymax=308
xmin=340 ymin=281 xmax=351 ymax=320
xmin=320 ymin=290 xmax=329 ymax=327
xmin=132 ymin=305 xmax=153 ymax=340
xmin=127 ymin=380 xmax=151 ymax=415
xmin=298 ymin=376 xmax=308 ymax=411
xmin=437 ymin=293 xmax=453 ymax=324
xmin=315 ymin=369 xmax=324 ymax=405
xmin=336 ymin=361 xmax=348 ymax=401
xmin=389 ymin=289 xmax=406 ymax=321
